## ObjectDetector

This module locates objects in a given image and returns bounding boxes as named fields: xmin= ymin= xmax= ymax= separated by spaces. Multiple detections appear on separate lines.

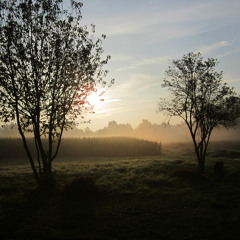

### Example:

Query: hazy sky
xmin=77 ymin=0 xmax=240 ymax=130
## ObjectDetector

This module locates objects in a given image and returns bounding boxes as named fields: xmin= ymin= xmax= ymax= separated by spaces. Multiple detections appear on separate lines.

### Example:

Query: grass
xmin=0 ymin=144 xmax=240 ymax=239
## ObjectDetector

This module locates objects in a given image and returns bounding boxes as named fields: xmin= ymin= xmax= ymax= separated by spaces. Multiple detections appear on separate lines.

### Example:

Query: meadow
xmin=0 ymin=139 xmax=240 ymax=239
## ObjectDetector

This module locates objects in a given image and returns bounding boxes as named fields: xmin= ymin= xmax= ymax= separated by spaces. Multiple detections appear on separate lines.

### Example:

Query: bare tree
xmin=0 ymin=0 xmax=113 ymax=187
xmin=158 ymin=52 xmax=240 ymax=173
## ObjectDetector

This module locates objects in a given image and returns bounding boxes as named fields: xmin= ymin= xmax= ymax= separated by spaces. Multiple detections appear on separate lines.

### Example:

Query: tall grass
xmin=0 ymin=137 xmax=162 ymax=160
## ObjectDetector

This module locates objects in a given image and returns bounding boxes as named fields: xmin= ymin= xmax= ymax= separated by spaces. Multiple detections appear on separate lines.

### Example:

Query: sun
xmin=86 ymin=91 xmax=105 ymax=110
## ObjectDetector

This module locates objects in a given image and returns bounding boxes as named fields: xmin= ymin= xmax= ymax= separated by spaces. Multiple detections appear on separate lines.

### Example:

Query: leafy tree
xmin=0 ymin=0 xmax=113 ymax=187
xmin=158 ymin=52 xmax=240 ymax=173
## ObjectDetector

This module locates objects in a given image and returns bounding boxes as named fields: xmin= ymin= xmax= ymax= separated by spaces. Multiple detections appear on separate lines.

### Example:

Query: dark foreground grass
xmin=1 ymin=155 xmax=240 ymax=240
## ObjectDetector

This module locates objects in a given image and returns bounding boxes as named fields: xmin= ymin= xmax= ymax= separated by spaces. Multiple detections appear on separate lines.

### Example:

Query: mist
xmin=67 ymin=119 xmax=240 ymax=143
xmin=2 ymin=119 xmax=239 ymax=143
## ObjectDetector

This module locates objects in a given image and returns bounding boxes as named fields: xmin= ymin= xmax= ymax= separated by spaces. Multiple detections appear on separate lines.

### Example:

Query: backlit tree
xmin=0 ymin=0 xmax=113 ymax=187
xmin=158 ymin=52 xmax=240 ymax=173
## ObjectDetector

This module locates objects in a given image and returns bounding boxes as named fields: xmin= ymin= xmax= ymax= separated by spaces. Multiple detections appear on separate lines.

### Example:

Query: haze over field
xmin=1 ymin=120 xmax=239 ymax=143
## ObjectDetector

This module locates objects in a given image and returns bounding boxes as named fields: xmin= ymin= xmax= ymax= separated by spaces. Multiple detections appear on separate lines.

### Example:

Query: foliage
xmin=158 ymin=52 xmax=240 ymax=172
xmin=0 ymin=0 xmax=113 ymax=186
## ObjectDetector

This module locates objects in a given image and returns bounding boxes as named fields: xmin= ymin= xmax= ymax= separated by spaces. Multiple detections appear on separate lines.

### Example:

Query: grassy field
xmin=0 ymin=141 xmax=240 ymax=239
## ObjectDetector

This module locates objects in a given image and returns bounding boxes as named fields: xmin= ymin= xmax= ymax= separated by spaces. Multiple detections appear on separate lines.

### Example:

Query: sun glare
xmin=87 ymin=91 xmax=105 ymax=110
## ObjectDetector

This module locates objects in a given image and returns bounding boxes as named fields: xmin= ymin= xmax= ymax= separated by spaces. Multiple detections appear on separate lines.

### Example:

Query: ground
xmin=0 ymin=146 xmax=240 ymax=239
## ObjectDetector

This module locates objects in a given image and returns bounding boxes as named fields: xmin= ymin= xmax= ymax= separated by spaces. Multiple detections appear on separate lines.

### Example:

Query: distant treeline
xmin=0 ymin=137 xmax=162 ymax=160
xmin=1 ymin=120 xmax=240 ymax=142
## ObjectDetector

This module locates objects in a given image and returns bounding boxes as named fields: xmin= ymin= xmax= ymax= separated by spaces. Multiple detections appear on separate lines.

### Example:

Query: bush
xmin=64 ymin=176 xmax=101 ymax=198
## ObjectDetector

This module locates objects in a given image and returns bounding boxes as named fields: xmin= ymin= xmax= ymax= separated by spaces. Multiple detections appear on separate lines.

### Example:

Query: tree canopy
xmin=0 ymin=0 xmax=113 ymax=186
xmin=158 ymin=52 xmax=240 ymax=172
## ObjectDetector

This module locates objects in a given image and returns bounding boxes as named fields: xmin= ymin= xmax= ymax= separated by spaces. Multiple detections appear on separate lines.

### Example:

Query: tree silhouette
xmin=158 ymin=52 xmax=240 ymax=173
xmin=0 ymin=0 xmax=113 ymax=187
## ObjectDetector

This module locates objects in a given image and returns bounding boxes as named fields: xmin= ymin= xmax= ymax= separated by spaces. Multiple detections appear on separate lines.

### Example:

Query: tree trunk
xmin=197 ymin=157 xmax=205 ymax=174
xmin=21 ymin=136 xmax=41 ymax=185
xmin=191 ymin=135 xmax=207 ymax=174
xmin=40 ymin=160 xmax=55 ymax=190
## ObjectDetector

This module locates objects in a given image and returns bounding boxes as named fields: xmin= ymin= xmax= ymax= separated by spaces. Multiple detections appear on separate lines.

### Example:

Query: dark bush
xmin=64 ymin=176 xmax=101 ymax=198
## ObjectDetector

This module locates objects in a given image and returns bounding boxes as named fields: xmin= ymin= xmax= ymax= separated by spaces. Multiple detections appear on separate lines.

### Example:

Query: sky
xmin=76 ymin=0 xmax=240 ymax=130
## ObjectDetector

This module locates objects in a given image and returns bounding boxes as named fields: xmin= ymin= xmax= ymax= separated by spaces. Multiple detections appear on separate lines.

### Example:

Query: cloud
xmin=226 ymin=78 xmax=240 ymax=84
xmin=85 ymin=1 xmax=240 ymax=44
xmin=103 ymin=73 xmax=162 ymax=117
xmin=216 ymin=46 xmax=240 ymax=59
xmin=111 ymin=54 xmax=133 ymax=62
xmin=197 ymin=41 xmax=231 ymax=55
xmin=117 ymin=55 xmax=172 ymax=71
xmin=112 ymin=73 xmax=161 ymax=95
xmin=105 ymin=98 xmax=122 ymax=103
xmin=102 ymin=4 xmax=200 ymax=36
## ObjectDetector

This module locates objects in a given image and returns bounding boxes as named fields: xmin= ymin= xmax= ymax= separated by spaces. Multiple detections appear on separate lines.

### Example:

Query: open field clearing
xmin=0 ymin=140 xmax=240 ymax=239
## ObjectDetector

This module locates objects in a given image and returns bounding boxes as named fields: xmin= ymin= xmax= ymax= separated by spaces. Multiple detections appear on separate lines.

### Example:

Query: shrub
xmin=64 ymin=176 xmax=101 ymax=198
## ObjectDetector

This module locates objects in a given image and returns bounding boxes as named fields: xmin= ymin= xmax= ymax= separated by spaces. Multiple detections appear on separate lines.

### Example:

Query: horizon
xmin=1 ymin=119 xmax=239 ymax=143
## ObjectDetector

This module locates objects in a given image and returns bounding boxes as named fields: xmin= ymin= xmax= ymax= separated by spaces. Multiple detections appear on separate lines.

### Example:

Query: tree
xmin=158 ymin=52 xmax=240 ymax=173
xmin=0 ymin=0 xmax=113 ymax=187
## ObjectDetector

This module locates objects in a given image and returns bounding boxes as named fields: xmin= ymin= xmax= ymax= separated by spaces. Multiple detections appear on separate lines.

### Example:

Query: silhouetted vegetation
xmin=0 ymin=0 xmax=113 ymax=187
xmin=60 ymin=137 xmax=162 ymax=157
xmin=158 ymin=52 xmax=240 ymax=173
xmin=63 ymin=176 xmax=102 ymax=198
xmin=0 ymin=137 xmax=161 ymax=160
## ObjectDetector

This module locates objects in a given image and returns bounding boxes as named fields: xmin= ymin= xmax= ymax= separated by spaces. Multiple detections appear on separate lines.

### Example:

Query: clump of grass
xmin=63 ymin=176 xmax=102 ymax=198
